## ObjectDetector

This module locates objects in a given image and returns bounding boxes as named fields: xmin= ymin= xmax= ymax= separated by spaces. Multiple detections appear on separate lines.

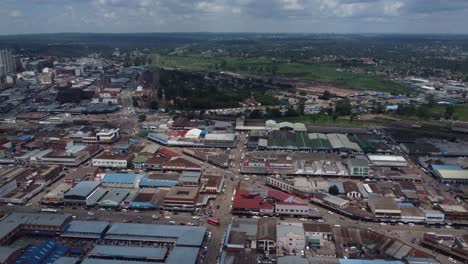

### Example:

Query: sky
xmin=0 ymin=0 xmax=467 ymax=35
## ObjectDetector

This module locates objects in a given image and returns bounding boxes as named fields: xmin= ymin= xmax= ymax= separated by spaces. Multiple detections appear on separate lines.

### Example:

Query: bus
xmin=40 ymin=208 xmax=58 ymax=213
xmin=207 ymin=217 xmax=220 ymax=226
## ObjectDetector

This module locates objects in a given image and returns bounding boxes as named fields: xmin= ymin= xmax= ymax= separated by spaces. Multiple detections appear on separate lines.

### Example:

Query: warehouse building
xmin=347 ymin=158 xmax=370 ymax=177
xmin=368 ymin=197 xmax=401 ymax=220
xmin=0 ymin=212 xmax=71 ymax=244
xmin=367 ymin=155 xmax=408 ymax=167
xmin=101 ymin=172 xmax=144 ymax=188
xmin=430 ymin=164 xmax=468 ymax=184
xmin=41 ymin=183 xmax=72 ymax=205
xmin=163 ymin=186 xmax=200 ymax=211
xmin=63 ymin=181 xmax=100 ymax=205
xmin=98 ymin=188 xmax=134 ymax=208
xmin=61 ymin=220 xmax=110 ymax=239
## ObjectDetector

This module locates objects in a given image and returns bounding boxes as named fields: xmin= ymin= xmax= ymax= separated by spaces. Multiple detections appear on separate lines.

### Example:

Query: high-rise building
xmin=0 ymin=49 xmax=16 ymax=78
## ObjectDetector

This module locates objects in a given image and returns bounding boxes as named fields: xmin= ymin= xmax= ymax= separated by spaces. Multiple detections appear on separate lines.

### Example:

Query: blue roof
xmin=328 ymin=182 xmax=345 ymax=193
xmin=105 ymin=223 xmax=207 ymax=247
xmin=103 ymin=173 xmax=142 ymax=184
xmin=63 ymin=221 xmax=109 ymax=235
xmin=399 ymin=202 xmax=415 ymax=207
xmin=128 ymin=201 xmax=159 ymax=209
xmin=65 ymin=181 xmax=100 ymax=197
xmin=16 ymin=135 xmax=32 ymax=141
xmin=15 ymin=240 xmax=58 ymax=264
xmin=339 ymin=259 xmax=404 ymax=264
xmin=139 ymin=176 xmax=177 ymax=188
xmin=89 ymin=245 xmax=167 ymax=260
xmin=51 ymin=257 xmax=79 ymax=264
xmin=430 ymin=164 xmax=463 ymax=171
xmin=167 ymin=247 xmax=199 ymax=264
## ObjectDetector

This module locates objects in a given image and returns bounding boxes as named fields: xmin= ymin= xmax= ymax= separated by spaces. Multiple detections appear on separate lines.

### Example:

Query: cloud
xmin=384 ymin=1 xmax=404 ymax=16
xmin=280 ymin=0 xmax=304 ymax=11
xmin=194 ymin=1 xmax=225 ymax=13
xmin=9 ymin=10 xmax=22 ymax=18
xmin=0 ymin=0 xmax=467 ymax=34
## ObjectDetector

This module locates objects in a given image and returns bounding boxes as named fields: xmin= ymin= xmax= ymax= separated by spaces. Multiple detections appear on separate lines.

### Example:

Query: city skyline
xmin=1 ymin=0 xmax=468 ymax=35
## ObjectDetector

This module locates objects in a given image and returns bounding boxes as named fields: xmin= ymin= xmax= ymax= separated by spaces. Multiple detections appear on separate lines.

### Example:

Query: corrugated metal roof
xmin=65 ymin=181 xmax=100 ymax=197
xmin=89 ymin=245 xmax=167 ymax=260
xmin=105 ymin=223 xmax=206 ymax=247
xmin=63 ymin=220 xmax=109 ymax=234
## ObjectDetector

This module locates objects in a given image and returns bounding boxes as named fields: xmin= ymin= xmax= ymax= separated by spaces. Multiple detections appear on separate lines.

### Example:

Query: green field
xmin=426 ymin=104 xmax=468 ymax=121
xmin=279 ymin=115 xmax=380 ymax=127
xmin=151 ymin=55 xmax=408 ymax=94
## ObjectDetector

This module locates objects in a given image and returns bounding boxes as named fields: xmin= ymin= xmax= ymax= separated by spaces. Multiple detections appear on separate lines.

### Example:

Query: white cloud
xmin=280 ymin=0 xmax=303 ymax=11
xmin=9 ymin=10 xmax=22 ymax=18
xmin=384 ymin=1 xmax=404 ymax=16
xmin=195 ymin=1 xmax=225 ymax=13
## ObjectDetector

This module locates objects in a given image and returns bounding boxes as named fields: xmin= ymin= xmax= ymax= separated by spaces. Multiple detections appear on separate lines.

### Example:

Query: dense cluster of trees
xmin=158 ymin=69 xmax=280 ymax=110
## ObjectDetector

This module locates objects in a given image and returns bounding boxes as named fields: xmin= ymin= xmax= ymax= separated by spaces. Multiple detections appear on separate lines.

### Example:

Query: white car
xmin=87 ymin=212 xmax=94 ymax=216
xmin=192 ymin=216 xmax=200 ymax=219
xmin=164 ymin=216 xmax=171 ymax=220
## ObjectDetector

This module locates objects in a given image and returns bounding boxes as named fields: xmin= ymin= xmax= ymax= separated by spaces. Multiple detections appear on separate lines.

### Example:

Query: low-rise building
xmin=41 ymin=183 xmax=72 ymax=205
xmin=257 ymin=219 xmax=276 ymax=254
xmin=163 ymin=186 xmax=199 ymax=211
xmin=275 ymin=202 xmax=315 ymax=217
xmin=423 ymin=210 xmax=445 ymax=224
xmin=303 ymin=223 xmax=332 ymax=248
xmin=367 ymin=155 xmax=408 ymax=167
xmin=400 ymin=206 xmax=425 ymax=223
xmin=322 ymin=194 xmax=349 ymax=209
xmin=92 ymin=153 xmax=134 ymax=169
xmin=368 ymin=197 xmax=401 ymax=220
xmin=63 ymin=181 xmax=101 ymax=206
xmin=347 ymin=158 xmax=370 ymax=177
xmin=276 ymin=222 xmax=305 ymax=255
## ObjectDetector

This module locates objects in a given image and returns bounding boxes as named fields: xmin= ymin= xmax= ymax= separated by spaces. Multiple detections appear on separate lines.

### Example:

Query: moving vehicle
xmin=207 ymin=217 xmax=220 ymax=226
xmin=40 ymin=208 xmax=58 ymax=213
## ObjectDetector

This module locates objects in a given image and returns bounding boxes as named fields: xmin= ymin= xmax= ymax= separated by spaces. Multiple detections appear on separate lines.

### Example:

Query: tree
xmin=157 ymin=88 xmax=163 ymax=99
xmin=335 ymin=99 xmax=352 ymax=115
xmin=250 ymin=109 xmax=263 ymax=119
xmin=332 ymin=114 xmax=339 ymax=122
xmin=319 ymin=90 xmax=333 ymax=100
xmin=138 ymin=114 xmax=147 ymax=123
xmin=425 ymin=94 xmax=436 ymax=106
xmin=150 ymin=100 xmax=159 ymax=110
xmin=132 ymin=97 xmax=139 ymax=107
xmin=298 ymin=99 xmax=306 ymax=116
xmin=444 ymin=105 xmax=455 ymax=120
xmin=329 ymin=185 xmax=339 ymax=195
xmin=286 ymin=107 xmax=299 ymax=117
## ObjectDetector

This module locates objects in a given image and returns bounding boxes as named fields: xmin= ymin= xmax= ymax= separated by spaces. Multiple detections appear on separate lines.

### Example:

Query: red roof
xmin=276 ymin=201 xmax=307 ymax=206
xmin=267 ymin=190 xmax=291 ymax=202
xmin=233 ymin=189 xmax=273 ymax=210
xmin=166 ymin=130 xmax=188 ymax=137
xmin=158 ymin=148 xmax=180 ymax=158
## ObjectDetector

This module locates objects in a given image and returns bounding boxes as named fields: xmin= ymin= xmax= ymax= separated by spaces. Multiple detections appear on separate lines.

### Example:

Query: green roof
xmin=133 ymin=156 xmax=148 ymax=163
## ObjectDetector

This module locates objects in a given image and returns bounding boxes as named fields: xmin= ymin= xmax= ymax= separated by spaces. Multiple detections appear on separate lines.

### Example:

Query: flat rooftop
xmin=89 ymin=245 xmax=167 ymax=261
xmin=105 ymin=223 xmax=206 ymax=246
xmin=62 ymin=220 xmax=109 ymax=237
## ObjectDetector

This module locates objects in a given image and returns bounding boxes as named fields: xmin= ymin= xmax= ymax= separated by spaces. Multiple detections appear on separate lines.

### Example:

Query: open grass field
xmin=279 ymin=115 xmax=381 ymax=127
xmin=426 ymin=104 xmax=468 ymax=121
xmin=151 ymin=55 xmax=408 ymax=94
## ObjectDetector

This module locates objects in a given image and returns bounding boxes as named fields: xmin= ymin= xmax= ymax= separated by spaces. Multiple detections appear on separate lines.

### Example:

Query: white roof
xmin=185 ymin=129 xmax=202 ymax=139
xmin=367 ymin=155 xmax=406 ymax=162
xmin=204 ymin=133 xmax=235 ymax=141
